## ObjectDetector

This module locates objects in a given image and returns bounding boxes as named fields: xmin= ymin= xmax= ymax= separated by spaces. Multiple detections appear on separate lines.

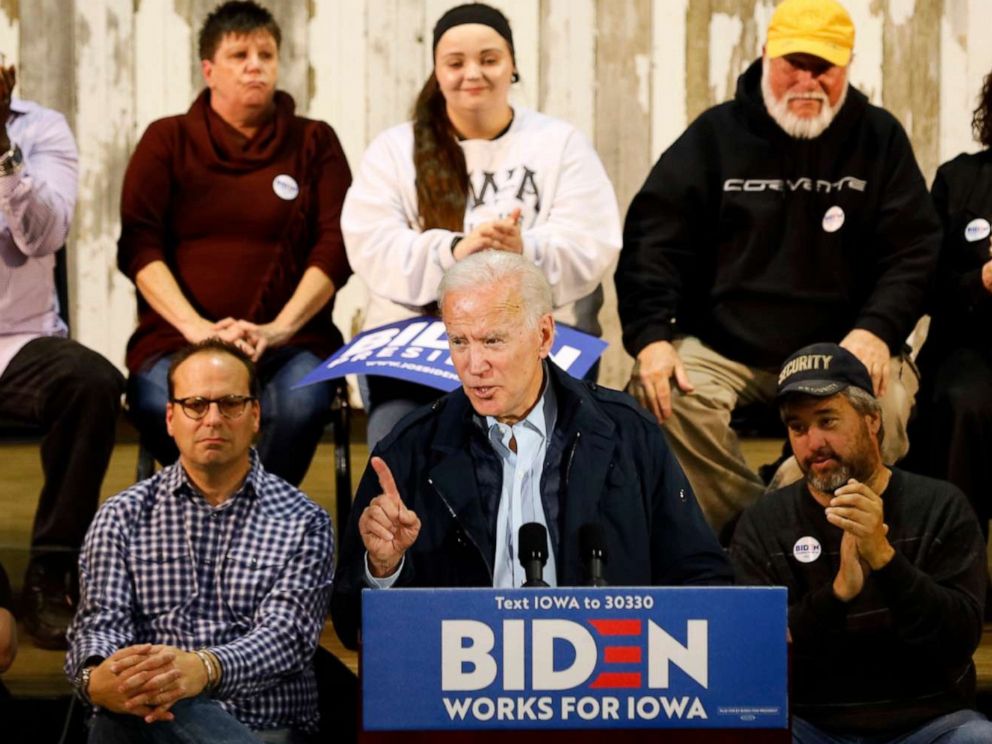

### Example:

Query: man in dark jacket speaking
xmin=331 ymin=251 xmax=731 ymax=649
xmin=616 ymin=0 xmax=940 ymax=536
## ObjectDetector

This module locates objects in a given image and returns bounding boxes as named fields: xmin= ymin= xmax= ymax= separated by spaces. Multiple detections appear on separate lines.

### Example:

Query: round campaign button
xmin=964 ymin=217 xmax=991 ymax=242
xmin=792 ymin=536 xmax=821 ymax=564
xmin=822 ymin=205 xmax=845 ymax=233
xmin=272 ymin=174 xmax=299 ymax=201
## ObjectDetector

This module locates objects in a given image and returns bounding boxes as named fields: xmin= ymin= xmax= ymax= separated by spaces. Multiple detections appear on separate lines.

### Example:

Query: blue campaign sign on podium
xmin=361 ymin=587 xmax=787 ymax=731
xmin=294 ymin=317 xmax=607 ymax=391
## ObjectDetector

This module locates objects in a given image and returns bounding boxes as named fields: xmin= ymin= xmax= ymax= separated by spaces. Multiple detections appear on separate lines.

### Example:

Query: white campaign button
xmin=964 ymin=218 xmax=991 ymax=242
xmin=272 ymin=174 xmax=299 ymax=200
xmin=792 ymin=536 xmax=821 ymax=564
xmin=822 ymin=205 xmax=845 ymax=233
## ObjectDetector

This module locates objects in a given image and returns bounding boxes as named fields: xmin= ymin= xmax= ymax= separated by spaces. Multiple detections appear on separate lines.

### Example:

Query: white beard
xmin=761 ymin=57 xmax=848 ymax=140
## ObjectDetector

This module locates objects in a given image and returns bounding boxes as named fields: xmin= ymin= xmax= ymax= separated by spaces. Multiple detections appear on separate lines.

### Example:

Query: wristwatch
xmin=0 ymin=142 xmax=22 ymax=177
xmin=75 ymin=665 xmax=94 ymax=705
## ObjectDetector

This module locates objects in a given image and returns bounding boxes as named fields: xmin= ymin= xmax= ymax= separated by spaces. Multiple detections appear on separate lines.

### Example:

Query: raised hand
xmin=453 ymin=207 xmax=524 ymax=259
xmin=831 ymin=529 xmax=866 ymax=602
xmin=359 ymin=457 xmax=421 ymax=578
xmin=826 ymin=478 xmax=894 ymax=570
xmin=484 ymin=207 xmax=523 ymax=254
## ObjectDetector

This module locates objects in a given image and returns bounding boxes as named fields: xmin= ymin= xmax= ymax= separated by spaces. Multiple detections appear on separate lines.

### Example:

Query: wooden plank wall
xmin=4 ymin=0 xmax=991 ymax=392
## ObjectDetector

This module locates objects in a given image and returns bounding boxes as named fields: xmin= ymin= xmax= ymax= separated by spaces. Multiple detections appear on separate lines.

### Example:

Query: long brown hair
xmin=413 ymin=75 xmax=469 ymax=231
xmin=974 ymin=71 xmax=992 ymax=148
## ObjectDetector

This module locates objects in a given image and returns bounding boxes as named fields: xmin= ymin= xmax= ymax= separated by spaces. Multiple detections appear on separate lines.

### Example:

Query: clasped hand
xmin=184 ymin=317 xmax=290 ymax=362
xmin=88 ymin=644 xmax=209 ymax=724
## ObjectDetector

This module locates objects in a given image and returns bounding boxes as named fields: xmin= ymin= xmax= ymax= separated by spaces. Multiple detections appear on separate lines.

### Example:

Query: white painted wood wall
xmin=6 ymin=0 xmax=992 ymax=393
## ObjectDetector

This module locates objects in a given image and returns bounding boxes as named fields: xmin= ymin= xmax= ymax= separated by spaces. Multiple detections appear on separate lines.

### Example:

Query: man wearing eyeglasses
xmin=65 ymin=339 xmax=334 ymax=743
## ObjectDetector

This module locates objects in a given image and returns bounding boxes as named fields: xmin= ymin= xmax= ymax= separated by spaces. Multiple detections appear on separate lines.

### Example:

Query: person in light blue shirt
xmin=0 ymin=60 xmax=124 ymax=650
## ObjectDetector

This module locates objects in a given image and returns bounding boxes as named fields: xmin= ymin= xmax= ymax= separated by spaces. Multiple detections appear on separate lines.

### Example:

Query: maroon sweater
xmin=118 ymin=89 xmax=352 ymax=373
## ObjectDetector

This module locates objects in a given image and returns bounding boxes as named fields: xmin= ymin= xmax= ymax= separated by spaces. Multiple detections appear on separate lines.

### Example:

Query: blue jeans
xmin=88 ymin=696 xmax=261 ymax=743
xmin=792 ymin=710 xmax=992 ymax=744
xmin=255 ymin=728 xmax=314 ymax=743
xmin=128 ymin=347 xmax=332 ymax=486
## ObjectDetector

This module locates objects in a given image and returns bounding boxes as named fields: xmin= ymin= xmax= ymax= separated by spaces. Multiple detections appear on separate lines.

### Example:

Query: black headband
xmin=432 ymin=3 xmax=514 ymax=53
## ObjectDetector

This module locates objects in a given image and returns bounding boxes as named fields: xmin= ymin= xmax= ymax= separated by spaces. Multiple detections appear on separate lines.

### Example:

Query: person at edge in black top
xmin=904 ymin=68 xmax=992 ymax=546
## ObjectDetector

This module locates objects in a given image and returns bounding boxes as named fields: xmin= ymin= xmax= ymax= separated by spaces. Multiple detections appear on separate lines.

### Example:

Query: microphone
xmin=579 ymin=523 xmax=608 ymax=587
xmin=518 ymin=522 xmax=550 ymax=587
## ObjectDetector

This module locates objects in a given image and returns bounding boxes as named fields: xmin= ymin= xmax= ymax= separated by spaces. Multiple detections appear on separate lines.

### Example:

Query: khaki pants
xmin=662 ymin=336 xmax=919 ymax=534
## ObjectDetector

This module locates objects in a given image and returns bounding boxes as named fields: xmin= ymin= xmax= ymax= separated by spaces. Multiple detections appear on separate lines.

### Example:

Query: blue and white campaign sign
xmin=294 ymin=317 xmax=607 ymax=391
xmin=362 ymin=587 xmax=787 ymax=731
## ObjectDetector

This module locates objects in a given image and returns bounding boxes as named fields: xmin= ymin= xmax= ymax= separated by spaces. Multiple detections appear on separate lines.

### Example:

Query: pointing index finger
xmin=371 ymin=456 xmax=401 ymax=502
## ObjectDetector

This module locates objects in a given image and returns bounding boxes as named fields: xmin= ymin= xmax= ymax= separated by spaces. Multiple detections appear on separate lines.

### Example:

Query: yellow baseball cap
xmin=766 ymin=0 xmax=854 ymax=67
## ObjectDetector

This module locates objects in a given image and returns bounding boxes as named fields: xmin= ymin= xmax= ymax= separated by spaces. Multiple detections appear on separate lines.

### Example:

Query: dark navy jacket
xmin=331 ymin=363 xmax=732 ymax=649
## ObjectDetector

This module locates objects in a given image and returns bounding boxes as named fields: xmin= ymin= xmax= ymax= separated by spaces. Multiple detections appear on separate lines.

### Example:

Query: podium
xmin=358 ymin=587 xmax=789 ymax=742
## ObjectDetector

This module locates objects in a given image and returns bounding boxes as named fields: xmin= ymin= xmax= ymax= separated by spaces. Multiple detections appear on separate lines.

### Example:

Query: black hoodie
xmin=617 ymin=59 xmax=941 ymax=368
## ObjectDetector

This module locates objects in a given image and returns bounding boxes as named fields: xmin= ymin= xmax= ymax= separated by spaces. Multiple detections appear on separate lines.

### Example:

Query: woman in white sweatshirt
xmin=342 ymin=2 xmax=621 ymax=448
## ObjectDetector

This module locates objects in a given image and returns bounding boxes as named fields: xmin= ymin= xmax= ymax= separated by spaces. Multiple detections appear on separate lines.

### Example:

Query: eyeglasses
xmin=171 ymin=395 xmax=256 ymax=420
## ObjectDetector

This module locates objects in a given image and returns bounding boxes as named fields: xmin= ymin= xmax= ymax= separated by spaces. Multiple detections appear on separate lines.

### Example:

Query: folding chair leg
xmin=135 ymin=444 xmax=156 ymax=482
xmin=331 ymin=385 xmax=352 ymax=534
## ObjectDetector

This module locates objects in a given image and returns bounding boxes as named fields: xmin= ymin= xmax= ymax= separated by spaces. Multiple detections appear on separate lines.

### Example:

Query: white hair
xmin=761 ymin=56 xmax=848 ymax=140
xmin=438 ymin=251 xmax=552 ymax=329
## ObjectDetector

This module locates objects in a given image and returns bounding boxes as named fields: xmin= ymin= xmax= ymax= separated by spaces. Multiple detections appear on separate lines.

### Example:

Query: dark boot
xmin=21 ymin=554 xmax=76 ymax=650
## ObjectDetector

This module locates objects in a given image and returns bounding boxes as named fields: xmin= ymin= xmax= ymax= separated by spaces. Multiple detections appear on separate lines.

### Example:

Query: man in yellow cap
xmin=616 ymin=0 xmax=940 ymax=540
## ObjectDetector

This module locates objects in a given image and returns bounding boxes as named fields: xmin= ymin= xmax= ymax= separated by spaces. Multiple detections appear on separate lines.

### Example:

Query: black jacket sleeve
xmin=853 ymin=122 xmax=941 ymax=351
xmin=869 ymin=489 xmax=986 ymax=667
xmin=930 ymin=158 xmax=992 ymax=321
xmin=616 ymin=120 xmax=717 ymax=356
xmin=643 ymin=416 xmax=733 ymax=586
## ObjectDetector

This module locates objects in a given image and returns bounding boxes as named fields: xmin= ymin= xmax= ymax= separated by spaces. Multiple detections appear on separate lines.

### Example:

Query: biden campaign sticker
xmin=793 ymin=537 xmax=821 ymax=564
xmin=964 ymin=218 xmax=991 ymax=242
xmin=822 ymin=206 xmax=845 ymax=233
xmin=272 ymin=174 xmax=299 ymax=201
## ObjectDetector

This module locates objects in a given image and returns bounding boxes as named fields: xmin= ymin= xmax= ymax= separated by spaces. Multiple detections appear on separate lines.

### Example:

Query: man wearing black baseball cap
xmin=731 ymin=343 xmax=992 ymax=742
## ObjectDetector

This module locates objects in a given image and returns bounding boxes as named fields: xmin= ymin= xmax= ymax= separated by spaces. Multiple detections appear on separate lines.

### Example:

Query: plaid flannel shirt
xmin=65 ymin=450 xmax=334 ymax=733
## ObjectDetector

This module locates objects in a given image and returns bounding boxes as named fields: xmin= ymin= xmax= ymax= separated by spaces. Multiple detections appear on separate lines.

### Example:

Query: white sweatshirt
xmin=342 ymin=107 xmax=622 ymax=334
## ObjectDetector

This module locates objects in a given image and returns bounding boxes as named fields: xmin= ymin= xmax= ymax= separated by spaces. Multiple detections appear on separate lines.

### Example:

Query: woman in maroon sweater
xmin=118 ymin=1 xmax=351 ymax=485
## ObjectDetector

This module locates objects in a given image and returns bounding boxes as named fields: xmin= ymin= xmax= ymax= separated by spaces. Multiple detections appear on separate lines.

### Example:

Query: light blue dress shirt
xmin=487 ymin=380 xmax=558 ymax=588
xmin=365 ymin=374 xmax=558 ymax=589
